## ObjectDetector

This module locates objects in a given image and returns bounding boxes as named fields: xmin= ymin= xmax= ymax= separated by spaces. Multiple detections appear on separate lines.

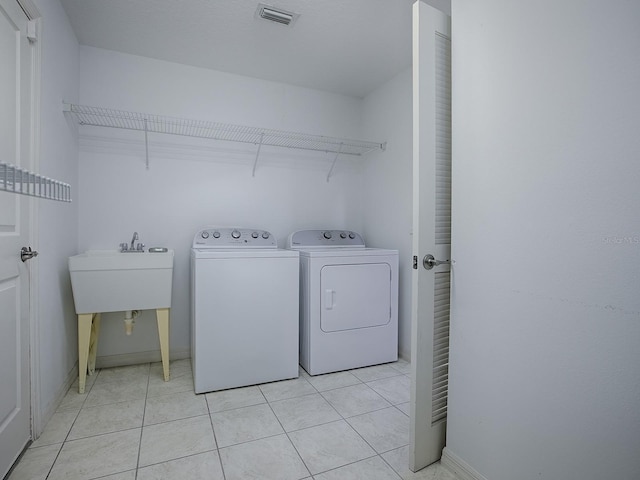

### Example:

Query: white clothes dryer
xmin=287 ymin=230 xmax=398 ymax=375
xmin=191 ymin=227 xmax=299 ymax=393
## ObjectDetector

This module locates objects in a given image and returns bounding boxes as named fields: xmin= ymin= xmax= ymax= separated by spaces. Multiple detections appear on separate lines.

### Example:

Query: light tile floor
xmin=8 ymin=359 xmax=456 ymax=480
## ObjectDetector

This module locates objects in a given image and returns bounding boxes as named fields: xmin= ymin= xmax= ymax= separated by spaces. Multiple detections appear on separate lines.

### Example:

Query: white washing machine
xmin=191 ymin=227 xmax=299 ymax=393
xmin=287 ymin=230 xmax=398 ymax=375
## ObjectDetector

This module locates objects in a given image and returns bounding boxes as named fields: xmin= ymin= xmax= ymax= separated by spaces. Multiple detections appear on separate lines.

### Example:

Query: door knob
xmin=423 ymin=254 xmax=452 ymax=270
xmin=21 ymin=246 xmax=38 ymax=262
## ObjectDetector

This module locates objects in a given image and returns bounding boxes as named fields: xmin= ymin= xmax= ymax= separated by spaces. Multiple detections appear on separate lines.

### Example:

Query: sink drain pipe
xmin=124 ymin=310 xmax=140 ymax=335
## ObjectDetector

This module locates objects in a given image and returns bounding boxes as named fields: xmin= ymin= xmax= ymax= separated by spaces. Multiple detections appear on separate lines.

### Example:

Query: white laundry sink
xmin=69 ymin=250 xmax=174 ymax=314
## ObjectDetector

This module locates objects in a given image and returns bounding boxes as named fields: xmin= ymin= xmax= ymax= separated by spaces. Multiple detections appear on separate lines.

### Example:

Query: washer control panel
xmin=193 ymin=227 xmax=277 ymax=248
xmin=287 ymin=230 xmax=364 ymax=248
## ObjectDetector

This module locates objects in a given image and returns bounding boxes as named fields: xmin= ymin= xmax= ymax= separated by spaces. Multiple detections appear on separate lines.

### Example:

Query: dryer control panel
xmin=287 ymin=230 xmax=365 ymax=248
xmin=193 ymin=227 xmax=277 ymax=248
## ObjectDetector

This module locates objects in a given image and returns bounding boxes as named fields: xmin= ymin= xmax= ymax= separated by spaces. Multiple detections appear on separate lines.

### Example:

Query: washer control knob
xmin=252 ymin=231 xmax=259 ymax=239
xmin=201 ymin=231 xmax=210 ymax=239
xmin=212 ymin=231 xmax=221 ymax=238
xmin=231 ymin=230 xmax=241 ymax=239
xmin=349 ymin=232 xmax=355 ymax=239
xmin=262 ymin=232 xmax=270 ymax=239
xmin=340 ymin=232 xmax=347 ymax=239
xmin=323 ymin=231 xmax=332 ymax=240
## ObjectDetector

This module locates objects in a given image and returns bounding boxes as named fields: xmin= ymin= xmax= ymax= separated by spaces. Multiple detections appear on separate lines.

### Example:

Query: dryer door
xmin=320 ymin=263 xmax=391 ymax=332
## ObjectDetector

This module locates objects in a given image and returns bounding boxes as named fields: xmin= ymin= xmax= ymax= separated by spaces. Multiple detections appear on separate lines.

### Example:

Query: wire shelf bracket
xmin=326 ymin=143 xmax=344 ymax=182
xmin=63 ymin=102 xmax=386 ymax=178
xmin=252 ymin=133 xmax=264 ymax=177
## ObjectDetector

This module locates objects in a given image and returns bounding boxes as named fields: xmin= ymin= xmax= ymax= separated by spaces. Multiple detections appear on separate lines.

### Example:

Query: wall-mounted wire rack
xmin=1 ymin=162 xmax=72 ymax=202
xmin=63 ymin=102 xmax=386 ymax=181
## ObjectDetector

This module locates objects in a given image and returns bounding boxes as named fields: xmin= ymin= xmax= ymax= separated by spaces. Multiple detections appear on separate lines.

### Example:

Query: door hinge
xmin=412 ymin=255 xmax=418 ymax=269
xmin=27 ymin=20 xmax=37 ymax=42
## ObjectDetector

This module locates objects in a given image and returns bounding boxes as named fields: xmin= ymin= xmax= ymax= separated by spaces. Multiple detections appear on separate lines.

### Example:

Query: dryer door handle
xmin=324 ymin=289 xmax=335 ymax=310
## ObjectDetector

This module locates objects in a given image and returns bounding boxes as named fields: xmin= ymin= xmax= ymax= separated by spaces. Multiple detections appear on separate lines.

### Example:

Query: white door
xmin=0 ymin=0 xmax=34 ymax=477
xmin=409 ymin=0 xmax=452 ymax=471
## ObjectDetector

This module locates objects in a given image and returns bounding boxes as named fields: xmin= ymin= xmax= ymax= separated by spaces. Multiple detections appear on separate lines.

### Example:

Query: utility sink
xmin=69 ymin=250 xmax=174 ymax=314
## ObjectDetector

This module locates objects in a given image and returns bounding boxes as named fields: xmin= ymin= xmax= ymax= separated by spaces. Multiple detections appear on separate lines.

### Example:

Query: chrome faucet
xmin=120 ymin=232 xmax=144 ymax=252
xmin=130 ymin=231 xmax=139 ymax=251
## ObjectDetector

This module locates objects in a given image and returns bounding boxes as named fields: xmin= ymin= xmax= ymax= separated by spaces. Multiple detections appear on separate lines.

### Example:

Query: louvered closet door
xmin=409 ymin=0 xmax=451 ymax=472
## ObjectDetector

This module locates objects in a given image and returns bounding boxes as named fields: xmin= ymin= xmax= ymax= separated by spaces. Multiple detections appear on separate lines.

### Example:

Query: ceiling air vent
xmin=256 ymin=3 xmax=300 ymax=26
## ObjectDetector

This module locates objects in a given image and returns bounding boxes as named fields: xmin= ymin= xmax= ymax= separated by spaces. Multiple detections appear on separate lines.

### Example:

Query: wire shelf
xmin=63 ymin=103 xmax=385 ymax=157
xmin=1 ymin=162 xmax=72 ymax=202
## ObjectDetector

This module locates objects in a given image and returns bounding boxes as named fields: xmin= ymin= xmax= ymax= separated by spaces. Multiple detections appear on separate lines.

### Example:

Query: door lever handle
xmin=423 ymin=254 xmax=453 ymax=270
xmin=21 ymin=246 xmax=38 ymax=262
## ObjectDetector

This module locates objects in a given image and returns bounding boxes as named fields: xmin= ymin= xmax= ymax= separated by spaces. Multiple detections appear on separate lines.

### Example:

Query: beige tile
xmin=84 ymin=377 xmax=148 ymax=408
xmin=151 ymin=357 xmax=191 ymax=371
xmin=150 ymin=359 xmax=192 ymax=379
xmin=314 ymin=455 xmax=402 ymax=480
xmin=30 ymin=410 xmax=78 ymax=447
xmin=305 ymin=371 xmax=361 ymax=392
xmin=321 ymin=384 xmax=391 ymax=418
xmin=147 ymin=369 xmax=194 ymax=398
xmin=70 ymin=370 xmax=99 ymax=392
xmin=259 ymin=377 xmax=316 ymax=402
xmin=381 ymin=446 xmax=440 ymax=480
xmin=351 ymin=364 xmax=403 ymax=383
xmin=390 ymin=359 xmax=412 ymax=375
xmin=99 ymin=471 xmax=137 ymax=480
xmin=347 ymin=407 xmax=410 ymax=453
xmin=219 ymin=434 xmax=309 ymax=480
xmin=47 ymin=429 xmax=140 ymax=480
xmin=211 ymin=403 xmax=283 ymax=448
xmin=396 ymin=402 xmax=410 ymax=416
xmin=433 ymin=464 xmax=458 ymax=480
xmin=144 ymin=390 xmax=208 ymax=425
xmin=288 ymin=420 xmax=376 ymax=475
xmin=94 ymin=363 xmax=150 ymax=386
xmin=270 ymin=393 xmax=341 ymax=432
xmin=139 ymin=415 xmax=215 ymax=467
xmin=205 ymin=385 xmax=266 ymax=413
xmin=68 ymin=399 xmax=144 ymax=440
xmin=137 ymin=451 xmax=224 ymax=480
xmin=367 ymin=375 xmax=411 ymax=405
xmin=56 ymin=388 xmax=87 ymax=412
xmin=8 ymin=443 xmax=61 ymax=480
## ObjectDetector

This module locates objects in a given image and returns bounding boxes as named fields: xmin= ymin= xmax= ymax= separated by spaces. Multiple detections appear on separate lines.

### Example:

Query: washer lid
xmin=193 ymin=227 xmax=277 ymax=249
xmin=287 ymin=229 xmax=365 ymax=249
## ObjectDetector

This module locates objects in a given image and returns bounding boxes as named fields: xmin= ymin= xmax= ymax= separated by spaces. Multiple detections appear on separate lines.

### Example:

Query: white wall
xmin=77 ymin=47 xmax=366 ymax=362
xmin=447 ymin=1 xmax=640 ymax=479
xmin=33 ymin=0 xmax=79 ymax=422
xmin=362 ymin=68 xmax=413 ymax=359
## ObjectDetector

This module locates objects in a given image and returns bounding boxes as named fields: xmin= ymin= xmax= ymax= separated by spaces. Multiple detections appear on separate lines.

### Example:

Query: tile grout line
xmin=312 ymin=366 xmax=409 ymax=477
xmin=133 ymin=362 xmax=151 ymax=480
xmin=379 ymin=445 xmax=425 ymax=480
xmin=30 ymin=361 xmax=412 ymax=480
xmin=44 ymin=367 xmax=100 ymax=479
xmin=205 ymin=393 xmax=228 ymax=480
xmin=260 ymin=368 xmax=398 ymax=478
xmin=310 ymin=453 xmax=395 ymax=478
xmin=263 ymin=376 xmax=316 ymax=479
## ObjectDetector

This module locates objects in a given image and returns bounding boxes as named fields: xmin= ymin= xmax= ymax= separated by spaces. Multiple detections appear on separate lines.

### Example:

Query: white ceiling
xmin=59 ymin=0 xmax=415 ymax=98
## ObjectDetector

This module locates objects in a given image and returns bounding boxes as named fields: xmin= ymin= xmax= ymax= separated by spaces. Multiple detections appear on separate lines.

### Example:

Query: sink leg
xmin=78 ymin=313 xmax=94 ymax=394
xmin=88 ymin=313 xmax=101 ymax=375
xmin=156 ymin=308 xmax=170 ymax=381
